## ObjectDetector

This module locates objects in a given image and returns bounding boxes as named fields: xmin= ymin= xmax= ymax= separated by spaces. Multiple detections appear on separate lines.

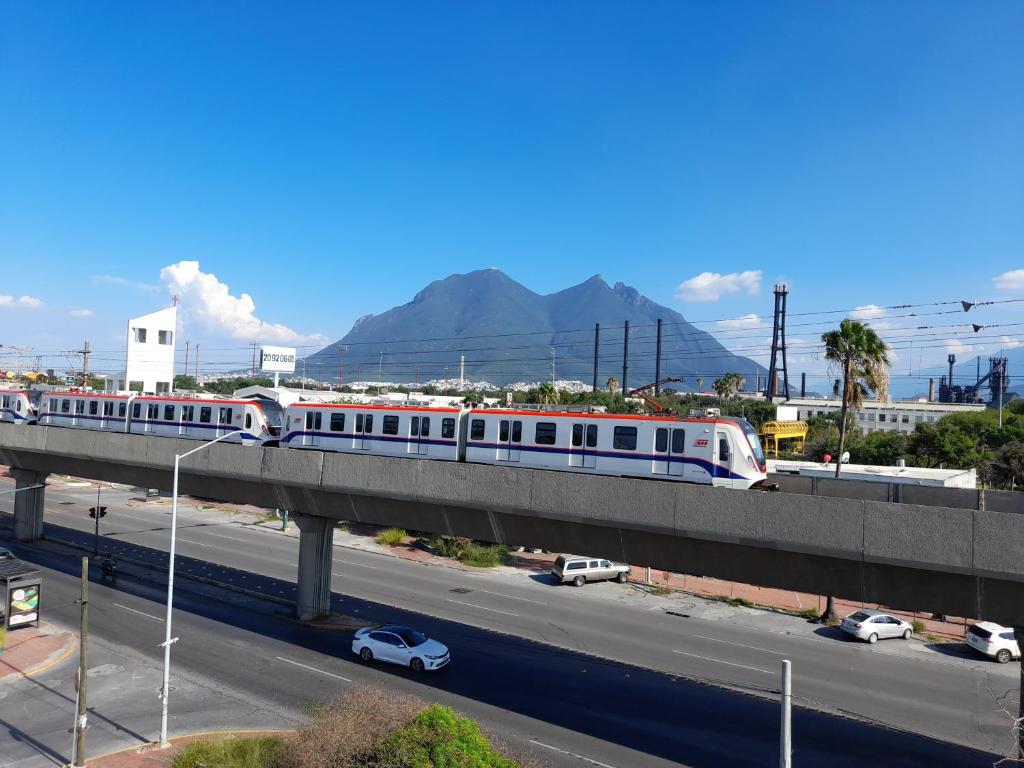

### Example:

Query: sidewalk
xmin=0 ymin=620 xmax=76 ymax=681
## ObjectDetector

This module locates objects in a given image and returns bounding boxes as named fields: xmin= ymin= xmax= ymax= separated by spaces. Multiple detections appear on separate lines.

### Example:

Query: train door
xmin=714 ymin=430 xmax=734 ymax=487
xmin=99 ymin=400 xmax=110 ymax=429
xmin=652 ymin=427 xmax=670 ymax=475
xmin=181 ymin=405 xmax=193 ymax=437
xmin=569 ymin=422 xmax=597 ymax=468
xmin=354 ymin=413 xmax=372 ymax=450
xmin=497 ymin=419 xmax=522 ymax=462
xmin=416 ymin=416 xmax=430 ymax=455
xmin=668 ymin=428 xmax=686 ymax=477
xmin=73 ymin=398 xmax=85 ymax=427
xmin=303 ymin=410 xmax=321 ymax=447
xmin=217 ymin=406 xmax=233 ymax=438
xmin=144 ymin=403 xmax=157 ymax=433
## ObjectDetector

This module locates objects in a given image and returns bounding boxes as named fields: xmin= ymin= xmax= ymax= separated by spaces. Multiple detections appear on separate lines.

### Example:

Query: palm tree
xmin=713 ymin=372 xmax=745 ymax=399
xmin=818 ymin=319 xmax=890 ymax=623
xmin=537 ymin=381 xmax=559 ymax=405
xmin=695 ymin=377 xmax=704 ymax=394
xmin=606 ymin=376 xmax=619 ymax=396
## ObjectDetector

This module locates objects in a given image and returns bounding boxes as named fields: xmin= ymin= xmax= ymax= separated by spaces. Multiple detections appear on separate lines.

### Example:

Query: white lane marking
xmin=176 ymin=537 xmax=211 ymax=547
xmin=202 ymin=531 xmax=249 ymax=542
xmin=334 ymin=559 xmax=378 ymax=570
xmin=690 ymin=635 xmax=788 ymax=656
xmin=672 ymin=649 xmax=772 ymax=675
xmin=445 ymin=599 xmax=519 ymax=617
xmin=529 ymin=740 xmax=621 ymax=768
xmin=113 ymin=603 xmax=164 ymax=622
xmin=275 ymin=656 xmax=351 ymax=682
xmin=478 ymin=590 xmax=546 ymax=605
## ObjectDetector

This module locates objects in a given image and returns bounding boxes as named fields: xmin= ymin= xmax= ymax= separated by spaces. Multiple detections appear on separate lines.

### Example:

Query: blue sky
xmin=2 ymin=2 xmax=1022 ymax=385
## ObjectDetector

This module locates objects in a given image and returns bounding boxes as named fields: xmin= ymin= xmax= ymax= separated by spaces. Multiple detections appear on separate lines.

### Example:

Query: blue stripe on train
xmin=281 ymin=431 xmax=456 ymax=448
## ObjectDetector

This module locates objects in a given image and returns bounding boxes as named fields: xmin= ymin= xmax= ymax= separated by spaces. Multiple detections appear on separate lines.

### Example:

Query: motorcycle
xmin=100 ymin=557 xmax=118 ymax=583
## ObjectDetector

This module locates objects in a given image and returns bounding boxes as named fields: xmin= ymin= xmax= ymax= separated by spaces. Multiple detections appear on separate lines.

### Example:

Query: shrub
xmin=429 ymin=535 xmax=507 ymax=567
xmin=376 ymin=528 xmax=406 ymax=547
xmin=912 ymin=620 xmax=926 ymax=634
xmin=429 ymin=535 xmax=472 ymax=559
xmin=372 ymin=704 xmax=518 ymax=768
xmin=171 ymin=735 xmax=285 ymax=768
xmin=649 ymin=586 xmax=673 ymax=597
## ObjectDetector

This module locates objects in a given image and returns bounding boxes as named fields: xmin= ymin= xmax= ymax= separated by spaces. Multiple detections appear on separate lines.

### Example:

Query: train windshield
xmin=738 ymin=420 xmax=766 ymax=466
xmin=256 ymin=401 xmax=284 ymax=436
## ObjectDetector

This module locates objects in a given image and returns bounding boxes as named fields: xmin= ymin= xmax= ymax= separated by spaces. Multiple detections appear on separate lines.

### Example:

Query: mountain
xmin=301 ymin=270 xmax=766 ymax=388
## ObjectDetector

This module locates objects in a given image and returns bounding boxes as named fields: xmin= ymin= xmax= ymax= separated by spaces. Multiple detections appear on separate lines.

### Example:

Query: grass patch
xmin=649 ymin=585 xmax=673 ymax=597
xmin=725 ymin=597 xmax=753 ymax=608
xmin=428 ymin=535 xmax=509 ymax=568
xmin=376 ymin=528 xmax=406 ymax=547
xmin=912 ymin=620 xmax=926 ymax=634
xmin=171 ymin=735 xmax=286 ymax=768
xmin=253 ymin=514 xmax=279 ymax=525
xmin=0 ymin=627 xmax=7 ymax=649
xmin=797 ymin=607 xmax=820 ymax=619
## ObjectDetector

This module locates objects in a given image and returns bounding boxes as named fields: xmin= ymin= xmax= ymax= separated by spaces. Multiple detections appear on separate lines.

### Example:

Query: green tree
xmin=536 ymin=381 xmax=559 ymax=404
xmin=606 ymin=376 xmax=619 ymax=396
xmin=819 ymin=319 xmax=890 ymax=624
xmin=990 ymin=442 xmax=1024 ymax=489
xmin=173 ymin=374 xmax=198 ymax=390
xmin=712 ymin=372 xmax=745 ymax=399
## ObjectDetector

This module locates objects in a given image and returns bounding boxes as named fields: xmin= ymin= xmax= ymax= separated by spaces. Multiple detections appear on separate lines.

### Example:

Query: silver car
xmin=840 ymin=609 xmax=913 ymax=644
xmin=352 ymin=625 xmax=450 ymax=672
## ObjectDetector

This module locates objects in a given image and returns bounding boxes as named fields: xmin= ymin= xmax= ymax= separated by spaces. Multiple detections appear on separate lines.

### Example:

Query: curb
xmin=1 ymin=631 xmax=77 ymax=681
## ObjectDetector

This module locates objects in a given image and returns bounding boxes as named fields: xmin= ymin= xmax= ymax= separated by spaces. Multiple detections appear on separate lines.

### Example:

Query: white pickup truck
xmin=551 ymin=555 xmax=631 ymax=586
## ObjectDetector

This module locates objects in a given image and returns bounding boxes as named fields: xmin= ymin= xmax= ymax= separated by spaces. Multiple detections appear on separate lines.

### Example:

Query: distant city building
xmin=776 ymin=397 xmax=986 ymax=436
xmin=118 ymin=305 xmax=177 ymax=394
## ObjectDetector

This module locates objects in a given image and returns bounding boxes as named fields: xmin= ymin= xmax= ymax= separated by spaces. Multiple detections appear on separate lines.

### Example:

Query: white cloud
xmin=90 ymin=274 xmax=161 ymax=293
xmin=161 ymin=260 xmax=326 ymax=345
xmin=715 ymin=313 xmax=767 ymax=331
xmin=850 ymin=304 xmax=885 ymax=319
xmin=0 ymin=295 xmax=44 ymax=309
xmin=1000 ymin=336 xmax=1022 ymax=349
xmin=69 ymin=308 xmax=94 ymax=317
xmin=676 ymin=270 xmax=762 ymax=302
xmin=993 ymin=269 xmax=1024 ymax=292
xmin=946 ymin=339 xmax=981 ymax=356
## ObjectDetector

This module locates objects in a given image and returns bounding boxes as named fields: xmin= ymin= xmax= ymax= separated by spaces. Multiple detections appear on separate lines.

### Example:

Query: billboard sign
xmin=260 ymin=346 xmax=296 ymax=373
xmin=8 ymin=584 xmax=39 ymax=627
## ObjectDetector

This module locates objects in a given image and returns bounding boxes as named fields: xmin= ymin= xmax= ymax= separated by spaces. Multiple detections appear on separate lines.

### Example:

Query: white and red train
xmin=0 ymin=387 xmax=768 ymax=489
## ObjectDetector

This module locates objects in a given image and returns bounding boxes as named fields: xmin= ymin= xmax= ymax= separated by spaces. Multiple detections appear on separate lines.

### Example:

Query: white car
xmin=840 ymin=610 xmax=913 ymax=644
xmin=352 ymin=625 xmax=450 ymax=672
xmin=966 ymin=622 xmax=1020 ymax=664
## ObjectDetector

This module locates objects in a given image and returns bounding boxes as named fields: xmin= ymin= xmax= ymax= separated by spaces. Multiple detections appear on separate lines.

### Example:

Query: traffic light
xmin=88 ymin=506 xmax=107 ymax=519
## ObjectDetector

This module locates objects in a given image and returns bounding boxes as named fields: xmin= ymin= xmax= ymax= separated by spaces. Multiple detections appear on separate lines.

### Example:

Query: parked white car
xmin=551 ymin=555 xmax=630 ymax=586
xmin=840 ymin=610 xmax=913 ymax=644
xmin=966 ymin=622 xmax=1020 ymax=664
xmin=352 ymin=625 xmax=450 ymax=672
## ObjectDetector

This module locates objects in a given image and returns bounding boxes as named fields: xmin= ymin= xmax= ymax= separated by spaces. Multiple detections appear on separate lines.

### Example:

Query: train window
xmin=62 ymin=399 xmax=71 ymax=413
xmin=1 ymin=396 xmax=8 ymax=408
xmin=245 ymin=413 xmax=253 ymax=430
xmin=355 ymin=413 xmax=363 ymax=432
xmin=364 ymin=414 xmax=373 ymax=433
xmin=220 ymin=407 xmax=233 ymax=424
xmin=499 ymin=420 xmax=509 ymax=441
xmin=132 ymin=403 xmax=141 ymax=418
xmin=330 ymin=413 xmax=345 ymax=432
xmin=383 ymin=415 xmax=399 ymax=435
xmin=89 ymin=401 xmax=99 ymax=415
xmin=671 ymin=429 xmax=686 ymax=453
xmin=613 ymin=426 xmax=637 ymax=451
xmin=200 ymin=407 xmax=211 ymax=423
xmin=655 ymin=428 xmax=668 ymax=453
xmin=411 ymin=416 xmax=419 ymax=436
xmin=119 ymin=403 xmax=127 ymax=418
xmin=718 ymin=437 xmax=730 ymax=461
xmin=471 ymin=419 xmax=484 ymax=440
xmin=305 ymin=412 xmax=322 ymax=430
xmin=535 ymin=422 xmax=557 ymax=445
xmin=441 ymin=418 xmax=455 ymax=439
xmin=164 ymin=405 xmax=175 ymax=421
xmin=76 ymin=400 xmax=86 ymax=414
xmin=14 ymin=399 xmax=20 ymax=412
xmin=571 ymin=424 xmax=583 ymax=447
xmin=50 ymin=398 xmax=58 ymax=411
xmin=103 ymin=401 xmax=114 ymax=416
xmin=586 ymin=424 xmax=598 ymax=448
xmin=147 ymin=404 xmax=159 ymax=419
xmin=511 ymin=421 xmax=522 ymax=442
xmin=421 ymin=417 xmax=430 ymax=437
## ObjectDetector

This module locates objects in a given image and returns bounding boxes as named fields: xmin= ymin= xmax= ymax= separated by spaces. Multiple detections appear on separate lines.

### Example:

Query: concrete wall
xmin=4 ymin=424 xmax=1024 ymax=624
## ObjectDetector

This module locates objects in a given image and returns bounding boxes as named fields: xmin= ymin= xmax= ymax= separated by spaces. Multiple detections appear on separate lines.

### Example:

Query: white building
xmin=118 ymin=305 xmax=177 ymax=394
xmin=776 ymin=397 xmax=986 ymax=435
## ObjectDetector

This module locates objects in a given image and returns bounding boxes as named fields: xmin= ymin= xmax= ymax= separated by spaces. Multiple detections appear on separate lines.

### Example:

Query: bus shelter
xmin=0 ymin=558 xmax=41 ymax=631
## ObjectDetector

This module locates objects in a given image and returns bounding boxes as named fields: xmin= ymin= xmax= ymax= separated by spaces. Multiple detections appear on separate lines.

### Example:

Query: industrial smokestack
xmin=928 ymin=378 xmax=935 ymax=402
xmin=801 ymin=372 xmax=806 ymax=398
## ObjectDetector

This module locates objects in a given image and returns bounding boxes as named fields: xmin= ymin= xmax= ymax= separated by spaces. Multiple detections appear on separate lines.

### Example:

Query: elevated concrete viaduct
xmin=2 ymin=424 xmax=1024 ymax=627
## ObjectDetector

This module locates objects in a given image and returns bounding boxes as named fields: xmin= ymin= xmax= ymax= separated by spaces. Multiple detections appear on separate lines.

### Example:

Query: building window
xmin=858 ymin=413 xmax=865 ymax=421
xmin=330 ymin=413 xmax=345 ymax=432
xmin=613 ymin=426 xmax=637 ymax=451
xmin=129 ymin=381 xmax=144 ymax=393
xmin=471 ymin=419 xmax=485 ymax=440
xmin=158 ymin=330 xmax=173 ymax=345
xmin=915 ymin=415 xmax=923 ymax=422
xmin=878 ymin=414 xmax=885 ymax=422
xmin=901 ymin=415 xmax=909 ymax=423
xmin=382 ymin=415 xmax=399 ymax=435
xmin=156 ymin=381 xmax=170 ymax=394
xmin=133 ymin=328 xmax=147 ymax=343
xmin=535 ymin=422 xmax=557 ymax=445
xmin=441 ymin=418 xmax=455 ymax=439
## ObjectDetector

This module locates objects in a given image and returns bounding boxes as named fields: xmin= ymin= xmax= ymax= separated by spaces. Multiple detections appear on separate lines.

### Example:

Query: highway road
xmin=0 ymin=480 xmax=1015 ymax=766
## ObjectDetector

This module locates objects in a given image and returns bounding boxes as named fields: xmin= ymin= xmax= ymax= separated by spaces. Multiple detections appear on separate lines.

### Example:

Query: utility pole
xmin=780 ymin=660 xmax=792 ymax=768
xmin=654 ymin=318 xmax=663 ymax=395
xmin=183 ymin=341 xmax=190 ymax=383
xmin=622 ymin=321 xmax=630 ymax=397
xmin=378 ymin=351 xmax=383 ymax=384
xmin=250 ymin=341 xmax=258 ymax=378
xmin=549 ymin=347 xmax=555 ymax=385
xmin=71 ymin=556 xmax=88 ymax=768
xmin=592 ymin=323 xmax=600 ymax=393
xmin=194 ymin=344 xmax=200 ymax=380
xmin=337 ymin=345 xmax=346 ymax=389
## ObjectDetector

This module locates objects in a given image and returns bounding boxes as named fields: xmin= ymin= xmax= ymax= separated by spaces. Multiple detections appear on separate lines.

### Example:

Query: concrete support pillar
xmin=293 ymin=513 xmax=333 ymax=621
xmin=13 ymin=469 xmax=48 ymax=542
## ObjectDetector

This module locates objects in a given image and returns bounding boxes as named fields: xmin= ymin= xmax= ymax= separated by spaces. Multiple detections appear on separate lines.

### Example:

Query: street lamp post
xmin=159 ymin=429 xmax=240 ymax=748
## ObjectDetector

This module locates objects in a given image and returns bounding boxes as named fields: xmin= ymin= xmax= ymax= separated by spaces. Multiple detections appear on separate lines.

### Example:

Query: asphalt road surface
xmin=0 ymin=481 xmax=1015 ymax=766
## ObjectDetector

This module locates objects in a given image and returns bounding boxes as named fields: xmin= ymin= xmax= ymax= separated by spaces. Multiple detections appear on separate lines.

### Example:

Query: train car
xmin=281 ymin=403 xmax=463 ymax=461
xmin=0 ymin=388 xmax=37 ymax=425
xmin=462 ymin=409 xmax=767 ymax=489
xmin=36 ymin=392 xmax=276 ymax=446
